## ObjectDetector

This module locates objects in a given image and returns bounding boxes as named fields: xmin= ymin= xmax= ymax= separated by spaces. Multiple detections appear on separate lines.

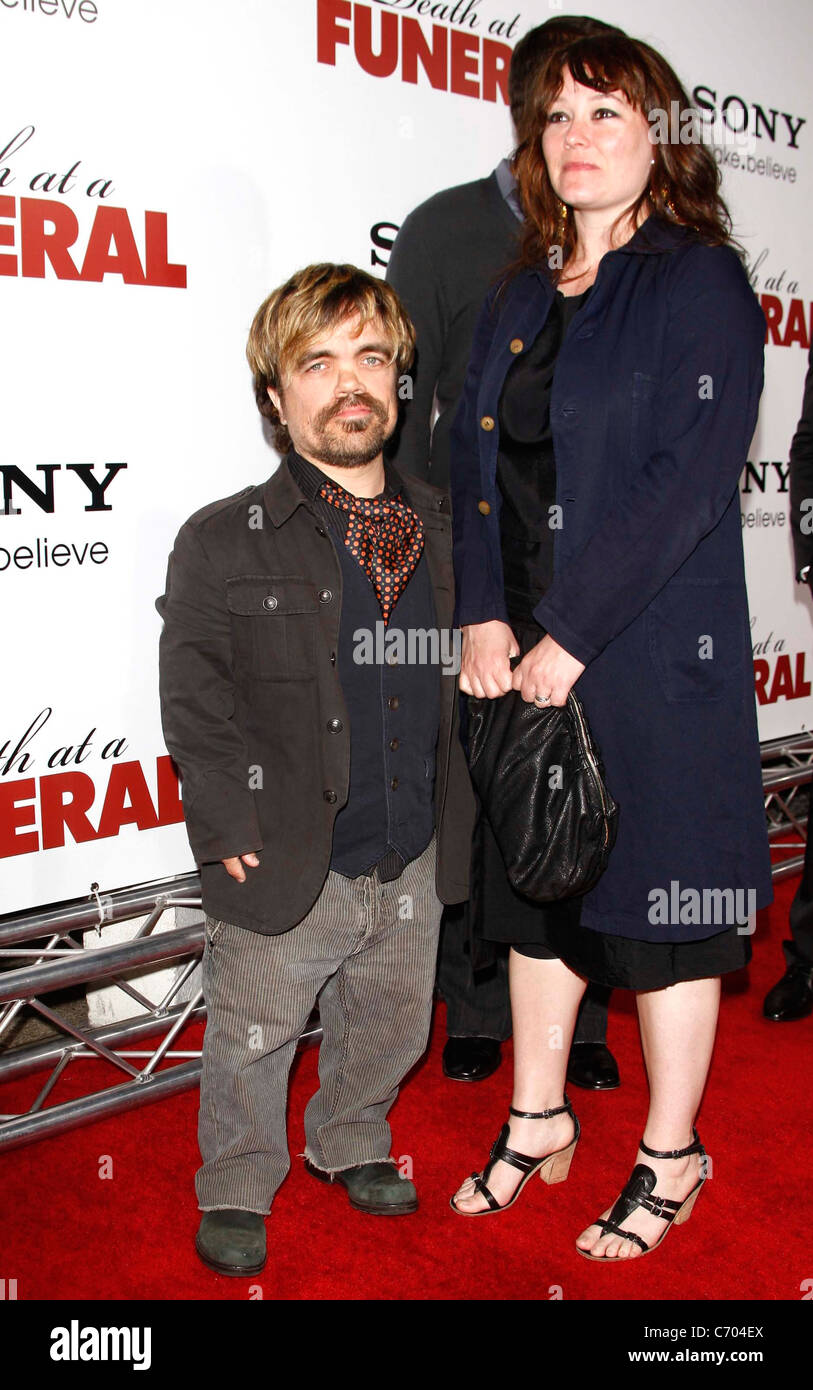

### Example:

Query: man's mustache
xmin=316 ymin=393 xmax=388 ymax=428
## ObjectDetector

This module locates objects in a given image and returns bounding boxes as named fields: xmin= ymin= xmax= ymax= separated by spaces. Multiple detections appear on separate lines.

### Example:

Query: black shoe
xmin=303 ymin=1158 xmax=419 ymax=1214
xmin=763 ymin=962 xmax=813 ymax=1021
xmin=442 ymin=1036 xmax=502 ymax=1082
xmin=566 ymin=1042 xmax=620 ymax=1091
xmin=195 ymin=1210 xmax=266 ymax=1276
xmin=450 ymin=1098 xmax=580 ymax=1217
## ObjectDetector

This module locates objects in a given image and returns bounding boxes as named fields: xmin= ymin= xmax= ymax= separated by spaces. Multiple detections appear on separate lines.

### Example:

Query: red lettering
xmin=354 ymin=4 xmax=398 ymax=78
xmin=0 ymin=778 xmax=39 ymax=857
xmin=40 ymin=771 xmax=97 ymax=850
xmin=316 ymin=0 xmax=352 ymax=65
xmin=143 ymin=211 xmax=187 ymax=289
xmin=155 ymin=754 xmax=184 ymax=826
xmin=482 ymin=37 xmax=511 ymax=105
xmin=783 ymin=297 xmax=810 ymax=349
xmin=754 ymin=657 xmax=770 ymax=704
xmin=761 ymin=294 xmax=783 ymax=344
xmin=401 ymin=16 xmax=447 ymax=90
xmin=795 ymin=651 xmax=812 ymax=698
xmin=0 ymin=194 xmax=16 ymax=276
xmin=80 ymin=205 xmax=146 ymax=285
xmin=769 ymin=653 xmax=795 ymax=702
xmin=96 ymin=760 xmax=160 ymax=839
xmin=450 ymin=28 xmax=479 ymax=98
xmin=19 ymin=197 xmax=80 ymax=280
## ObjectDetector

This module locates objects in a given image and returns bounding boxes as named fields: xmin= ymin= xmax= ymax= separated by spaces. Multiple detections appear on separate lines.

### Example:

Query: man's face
xmin=268 ymin=312 xmax=399 ymax=469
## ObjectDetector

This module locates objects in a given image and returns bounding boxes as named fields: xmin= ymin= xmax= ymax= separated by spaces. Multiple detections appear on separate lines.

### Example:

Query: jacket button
xmin=480 ymin=415 xmax=495 ymax=431
xmin=388 ymin=696 xmax=399 ymax=709
xmin=390 ymin=777 xmax=399 ymax=790
xmin=477 ymin=500 xmax=491 ymax=516
xmin=318 ymin=588 xmax=333 ymax=603
xmin=386 ymin=650 xmax=399 ymax=666
xmin=327 ymin=718 xmax=343 ymax=733
xmin=262 ymin=596 xmax=278 ymax=611
xmin=509 ymin=338 xmax=524 ymax=354
xmin=390 ymin=737 xmax=399 ymax=751
xmin=323 ymin=789 xmax=337 ymax=804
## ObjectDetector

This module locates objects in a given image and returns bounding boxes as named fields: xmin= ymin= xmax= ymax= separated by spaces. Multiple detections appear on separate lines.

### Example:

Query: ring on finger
xmin=533 ymin=692 xmax=552 ymax=706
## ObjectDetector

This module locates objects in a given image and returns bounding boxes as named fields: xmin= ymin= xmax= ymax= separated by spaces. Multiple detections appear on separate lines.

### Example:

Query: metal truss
xmin=1 ymin=734 xmax=811 ymax=1152
xmin=761 ymin=731 xmax=813 ymax=879
xmin=0 ymin=875 xmax=320 ymax=1153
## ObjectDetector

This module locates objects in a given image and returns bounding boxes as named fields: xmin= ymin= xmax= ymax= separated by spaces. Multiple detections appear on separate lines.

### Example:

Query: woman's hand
xmin=512 ymin=634 xmax=585 ymax=707
xmin=459 ymin=620 xmax=520 ymax=699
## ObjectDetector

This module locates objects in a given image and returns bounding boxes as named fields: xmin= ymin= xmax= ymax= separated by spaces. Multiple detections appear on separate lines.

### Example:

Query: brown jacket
xmin=156 ymin=456 xmax=475 ymax=934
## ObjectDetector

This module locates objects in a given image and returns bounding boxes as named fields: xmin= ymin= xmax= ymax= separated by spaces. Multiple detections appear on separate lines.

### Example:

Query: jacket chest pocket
xmin=629 ymin=371 xmax=658 ymax=468
xmin=226 ymin=575 xmax=319 ymax=681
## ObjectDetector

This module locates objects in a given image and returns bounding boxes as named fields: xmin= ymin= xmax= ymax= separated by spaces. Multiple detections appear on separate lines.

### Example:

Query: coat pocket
xmin=646 ymin=578 xmax=746 ymax=703
xmin=226 ymin=574 xmax=319 ymax=681
xmin=629 ymin=371 xmax=658 ymax=468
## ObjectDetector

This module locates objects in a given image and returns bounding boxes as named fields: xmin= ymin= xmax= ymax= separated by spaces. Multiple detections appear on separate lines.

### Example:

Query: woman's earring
xmin=556 ymin=200 xmax=569 ymax=242
xmin=659 ymin=182 xmax=677 ymax=217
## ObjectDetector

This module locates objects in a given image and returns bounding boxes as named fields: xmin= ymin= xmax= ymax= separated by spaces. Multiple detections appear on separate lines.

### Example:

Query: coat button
xmin=480 ymin=415 xmax=495 ymax=431
xmin=509 ymin=338 xmax=524 ymax=354
xmin=263 ymin=595 xmax=278 ymax=611
xmin=388 ymin=696 xmax=399 ymax=709
xmin=477 ymin=500 xmax=491 ymax=516
xmin=390 ymin=737 xmax=399 ymax=751
xmin=327 ymin=718 xmax=343 ymax=733
xmin=386 ymin=650 xmax=398 ymax=666
xmin=323 ymin=789 xmax=337 ymax=804
xmin=390 ymin=777 xmax=399 ymax=790
xmin=318 ymin=588 xmax=333 ymax=603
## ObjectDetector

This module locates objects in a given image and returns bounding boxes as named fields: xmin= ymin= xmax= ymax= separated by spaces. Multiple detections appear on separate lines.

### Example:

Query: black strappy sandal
xmin=577 ymin=1128 xmax=707 ymax=1260
xmin=450 ymin=1099 xmax=580 ymax=1217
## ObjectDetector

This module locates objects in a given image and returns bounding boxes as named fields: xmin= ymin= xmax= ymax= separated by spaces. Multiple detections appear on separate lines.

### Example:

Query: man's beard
xmin=308 ymin=393 xmax=392 ymax=468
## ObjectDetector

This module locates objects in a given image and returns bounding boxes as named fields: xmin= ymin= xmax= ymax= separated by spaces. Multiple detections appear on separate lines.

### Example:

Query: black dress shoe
xmin=566 ymin=1042 xmax=620 ymax=1090
xmin=442 ymin=1036 xmax=502 ymax=1082
xmin=763 ymin=962 xmax=813 ymax=1021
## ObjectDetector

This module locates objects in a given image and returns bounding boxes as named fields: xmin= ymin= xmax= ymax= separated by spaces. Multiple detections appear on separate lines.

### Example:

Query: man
xmin=157 ymin=264 xmax=475 ymax=1276
xmin=765 ymin=340 xmax=813 ymax=1020
xmin=386 ymin=14 xmax=623 ymax=1089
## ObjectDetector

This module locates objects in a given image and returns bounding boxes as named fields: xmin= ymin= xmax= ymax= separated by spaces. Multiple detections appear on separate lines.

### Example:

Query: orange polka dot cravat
xmin=318 ymin=477 xmax=425 ymax=626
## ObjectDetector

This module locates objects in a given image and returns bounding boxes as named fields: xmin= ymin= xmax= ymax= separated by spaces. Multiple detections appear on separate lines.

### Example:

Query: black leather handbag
xmin=466 ymin=673 xmax=619 ymax=904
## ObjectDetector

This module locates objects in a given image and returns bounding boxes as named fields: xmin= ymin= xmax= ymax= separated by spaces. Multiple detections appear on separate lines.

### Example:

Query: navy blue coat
xmin=450 ymin=216 xmax=773 ymax=942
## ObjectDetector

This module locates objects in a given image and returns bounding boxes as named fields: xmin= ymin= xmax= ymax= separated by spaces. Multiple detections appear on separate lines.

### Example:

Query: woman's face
xmin=541 ymin=68 xmax=653 ymax=221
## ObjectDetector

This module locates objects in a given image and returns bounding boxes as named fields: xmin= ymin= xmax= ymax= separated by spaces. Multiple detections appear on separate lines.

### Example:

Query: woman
xmin=448 ymin=32 xmax=772 ymax=1259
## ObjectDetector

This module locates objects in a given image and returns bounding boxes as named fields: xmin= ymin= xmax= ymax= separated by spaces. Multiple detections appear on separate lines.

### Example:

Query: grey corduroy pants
xmin=195 ymin=834 xmax=442 ymax=1214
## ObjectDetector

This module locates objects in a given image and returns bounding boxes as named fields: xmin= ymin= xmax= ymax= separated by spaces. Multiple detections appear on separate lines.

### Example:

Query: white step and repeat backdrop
xmin=1 ymin=0 xmax=812 ymax=914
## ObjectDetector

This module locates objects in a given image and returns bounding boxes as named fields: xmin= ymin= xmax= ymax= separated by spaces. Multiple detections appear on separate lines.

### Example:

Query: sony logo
xmin=1 ymin=463 xmax=126 ymax=515
xmin=693 ymin=85 xmax=805 ymax=149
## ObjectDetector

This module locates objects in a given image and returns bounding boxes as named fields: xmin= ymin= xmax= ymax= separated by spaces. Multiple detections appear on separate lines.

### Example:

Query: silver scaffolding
xmin=0 ymin=733 xmax=811 ymax=1153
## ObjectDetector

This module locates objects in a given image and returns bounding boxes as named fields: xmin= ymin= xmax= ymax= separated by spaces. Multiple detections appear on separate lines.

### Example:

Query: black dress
xmin=477 ymin=288 xmax=752 ymax=990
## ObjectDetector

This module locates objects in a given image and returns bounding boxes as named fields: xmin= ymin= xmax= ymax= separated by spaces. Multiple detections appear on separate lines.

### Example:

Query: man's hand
xmin=459 ymin=620 xmax=520 ymax=699
xmin=221 ymin=852 xmax=260 ymax=882
xmin=512 ymin=635 xmax=585 ymax=707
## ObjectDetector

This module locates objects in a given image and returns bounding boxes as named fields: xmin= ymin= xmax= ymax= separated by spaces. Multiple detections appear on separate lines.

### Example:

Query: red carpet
xmin=1 ymin=874 xmax=810 ymax=1302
